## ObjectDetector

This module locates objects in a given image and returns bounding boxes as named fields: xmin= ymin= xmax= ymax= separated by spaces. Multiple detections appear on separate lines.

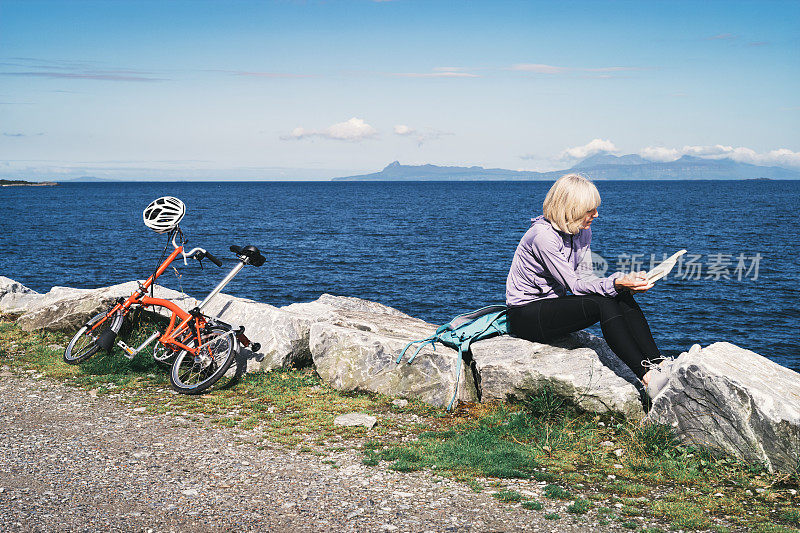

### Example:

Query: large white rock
xmin=0 ymin=276 xmax=42 ymax=313
xmin=282 ymin=293 xmax=409 ymax=318
xmin=1 ymin=276 xmax=305 ymax=371
xmin=200 ymin=296 xmax=305 ymax=371
xmin=227 ymin=293 xmax=415 ymax=372
xmin=310 ymin=308 xmax=478 ymax=409
xmin=472 ymin=331 xmax=645 ymax=420
xmin=13 ymin=281 xmax=194 ymax=332
xmin=646 ymin=342 xmax=800 ymax=473
xmin=3 ymin=276 xmax=427 ymax=374
xmin=210 ymin=293 xmax=415 ymax=373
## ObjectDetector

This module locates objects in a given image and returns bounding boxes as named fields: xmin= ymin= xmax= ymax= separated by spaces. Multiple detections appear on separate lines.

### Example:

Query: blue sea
xmin=2 ymin=180 xmax=798 ymax=371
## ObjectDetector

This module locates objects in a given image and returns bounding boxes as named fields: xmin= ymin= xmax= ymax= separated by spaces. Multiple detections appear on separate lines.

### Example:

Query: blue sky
xmin=1 ymin=0 xmax=798 ymax=180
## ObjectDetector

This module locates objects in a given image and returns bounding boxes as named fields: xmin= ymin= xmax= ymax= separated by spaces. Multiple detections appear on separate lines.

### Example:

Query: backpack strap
xmin=397 ymin=308 xmax=508 ymax=411
xmin=447 ymin=344 xmax=467 ymax=411
xmin=407 ymin=338 xmax=436 ymax=364
xmin=446 ymin=312 xmax=506 ymax=411
xmin=395 ymin=335 xmax=436 ymax=364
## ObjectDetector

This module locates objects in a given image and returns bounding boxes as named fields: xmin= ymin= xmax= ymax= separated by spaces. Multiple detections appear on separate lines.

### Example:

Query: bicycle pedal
xmin=116 ymin=341 xmax=136 ymax=360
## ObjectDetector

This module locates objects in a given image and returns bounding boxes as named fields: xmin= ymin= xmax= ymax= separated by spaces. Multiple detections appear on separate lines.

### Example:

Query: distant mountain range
xmin=333 ymin=153 xmax=800 ymax=181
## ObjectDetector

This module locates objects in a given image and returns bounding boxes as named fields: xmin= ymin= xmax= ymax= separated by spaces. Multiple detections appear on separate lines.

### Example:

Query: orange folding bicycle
xmin=63 ymin=197 xmax=264 ymax=394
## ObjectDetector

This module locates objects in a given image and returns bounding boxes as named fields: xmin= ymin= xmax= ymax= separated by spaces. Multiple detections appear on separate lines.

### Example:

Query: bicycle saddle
xmin=230 ymin=244 xmax=266 ymax=267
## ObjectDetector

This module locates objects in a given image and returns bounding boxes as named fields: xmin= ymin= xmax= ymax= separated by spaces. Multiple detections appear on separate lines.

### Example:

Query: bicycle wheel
xmin=213 ymin=349 xmax=247 ymax=390
xmin=169 ymin=326 xmax=238 ymax=394
xmin=63 ymin=311 xmax=122 ymax=364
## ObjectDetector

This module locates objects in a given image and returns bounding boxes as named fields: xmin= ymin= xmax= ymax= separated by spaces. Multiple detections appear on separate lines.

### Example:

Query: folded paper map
xmin=646 ymin=249 xmax=688 ymax=283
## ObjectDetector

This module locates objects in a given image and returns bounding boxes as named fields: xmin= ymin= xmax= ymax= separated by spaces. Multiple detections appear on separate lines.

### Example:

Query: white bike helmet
xmin=143 ymin=196 xmax=186 ymax=233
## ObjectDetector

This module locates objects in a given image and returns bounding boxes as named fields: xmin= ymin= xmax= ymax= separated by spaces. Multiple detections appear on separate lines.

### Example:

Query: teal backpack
xmin=396 ymin=305 xmax=510 ymax=410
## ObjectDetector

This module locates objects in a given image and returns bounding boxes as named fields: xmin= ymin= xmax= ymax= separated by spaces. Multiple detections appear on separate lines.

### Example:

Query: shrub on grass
xmin=389 ymin=459 xmax=421 ymax=472
xmin=522 ymin=500 xmax=543 ymax=510
xmin=566 ymin=498 xmax=590 ymax=514
xmin=532 ymin=470 xmax=555 ymax=482
xmin=524 ymin=386 xmax=573 ymax=423
xmin=466 ymin=480 xmax=483 ymax=493
xmin=492 ymin=489 xmax=523 ymax=503
xmin=627 ymin=422 xmax=678 ymax=458
xmin=543 ymin=484 xmax=574 ymax=500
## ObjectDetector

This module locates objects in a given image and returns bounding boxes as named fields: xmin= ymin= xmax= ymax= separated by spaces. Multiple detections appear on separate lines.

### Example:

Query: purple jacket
xmin=506 ymin=215 xmax=623 ymax=307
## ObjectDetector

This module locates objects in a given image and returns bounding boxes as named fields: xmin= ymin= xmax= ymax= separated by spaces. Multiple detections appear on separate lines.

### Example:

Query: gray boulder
xmin=229 ymin=294 xmax=414 ymax=373
xmin=282 ymin=293 xmax=409 ymax=318
xmin=0 ymin=277 xmax=42 ymax=313
xmin=310 ymin=308 xmax=478 ymax=409
xmin=210 ymin=293 xmax=414 ymax=373
xmin=12 ymin=281 xmax=192 ymax=332
xmin=472 ymin=331 xmax=645 ymax=420
xmin=201 ymin=296 xmax=304 ymax=371
xmin=646 ymin=342 xmax=800 ymax=473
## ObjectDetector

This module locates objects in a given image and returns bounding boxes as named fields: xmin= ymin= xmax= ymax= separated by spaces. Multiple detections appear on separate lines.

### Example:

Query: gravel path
xmin=0 ymin=372 xmax=633 ymax=532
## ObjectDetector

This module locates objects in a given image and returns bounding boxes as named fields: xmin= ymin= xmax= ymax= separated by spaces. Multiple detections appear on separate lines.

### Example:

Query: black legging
xmin=507 ymin=292 xmax=661 ymax=379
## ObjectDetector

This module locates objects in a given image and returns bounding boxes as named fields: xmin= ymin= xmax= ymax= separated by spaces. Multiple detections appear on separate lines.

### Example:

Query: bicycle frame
xmin=81 ymin=228 xmax=255 ymax=361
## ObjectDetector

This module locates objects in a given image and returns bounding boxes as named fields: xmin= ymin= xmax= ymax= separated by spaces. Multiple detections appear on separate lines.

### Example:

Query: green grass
xmin=492 ymin=489 xmax=523 ymax=503
xmin=566 ymin=498 xmax=591 ymax=514
xmin=1 ymin=315 xmax=799 ymax=533
xmin=522 ymin=500 xmax=543 ymax=510
xmin=543 ymin=484 xmax=575 ymax=500
xmin=783 ymin=509 xmax=800 ymax=526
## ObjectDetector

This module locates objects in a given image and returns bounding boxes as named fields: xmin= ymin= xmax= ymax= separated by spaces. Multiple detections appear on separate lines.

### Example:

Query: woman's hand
xmin=614 ymin=271 xmax=654 ymax=293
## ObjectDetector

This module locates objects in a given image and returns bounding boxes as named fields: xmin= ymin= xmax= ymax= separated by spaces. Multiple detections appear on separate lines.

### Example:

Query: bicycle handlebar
xmin=170 ymin=233 xmax=253 ymax=268
xmin=182 ymin=246 xmax=222 ymax=268
xmin=204 ymin=251 xmax=223 ymax=267
xmin=230 ymin=244 xmax=266 ymax=267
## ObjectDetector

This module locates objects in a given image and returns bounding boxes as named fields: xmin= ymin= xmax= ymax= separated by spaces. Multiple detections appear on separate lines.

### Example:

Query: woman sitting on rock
xmin=505 ymin=174 xmax=672 ymax=397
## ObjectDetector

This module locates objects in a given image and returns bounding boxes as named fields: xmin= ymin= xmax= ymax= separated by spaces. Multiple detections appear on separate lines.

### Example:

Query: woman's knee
xmin=583 ymin=294 xmax=623 ymax=321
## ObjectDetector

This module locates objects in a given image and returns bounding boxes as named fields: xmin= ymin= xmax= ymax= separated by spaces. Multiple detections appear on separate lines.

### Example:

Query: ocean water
xmin=2 ymin=180 xmax=798 ymax=371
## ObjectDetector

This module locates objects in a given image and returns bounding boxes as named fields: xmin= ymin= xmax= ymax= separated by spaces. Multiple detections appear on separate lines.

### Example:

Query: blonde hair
xmin=542 ymin=174 xmax=601 ymax=234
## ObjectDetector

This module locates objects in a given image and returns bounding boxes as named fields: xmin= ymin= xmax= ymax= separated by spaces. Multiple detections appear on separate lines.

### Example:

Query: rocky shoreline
xmin=0 ymin=180 xmax=58 ymax=187
xmin=1 ymin=276 xmax=798 ymax=474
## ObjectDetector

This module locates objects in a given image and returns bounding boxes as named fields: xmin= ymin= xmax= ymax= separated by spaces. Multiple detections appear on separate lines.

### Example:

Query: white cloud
xmin=510 ymin=64 xmax=641 ymax=75
xmin=327 ymin=118 xmax=377 ymax=141
xmin=558 ymin=139 xmax=618 ymax=160
xmin=510 ymin=63 xmax=568 ymax=74
xmin=283 ymin=117 xmax=378 ymax=142
xmin=393 ymin=124 xmax=452 ymax=146
xmin=391 ymin=70 xmax=479 ymax=78
xmin=639 ymin=144 xmax=800 ymax=167
xmin=394 ymin=124 xmax=415 ymax=136
xmin=638 ymin=146 xmax=680 ymax=162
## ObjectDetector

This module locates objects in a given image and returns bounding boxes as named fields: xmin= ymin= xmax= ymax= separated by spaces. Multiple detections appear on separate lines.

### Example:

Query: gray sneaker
xmin=642 ymin=357 xmax=675 ymax=399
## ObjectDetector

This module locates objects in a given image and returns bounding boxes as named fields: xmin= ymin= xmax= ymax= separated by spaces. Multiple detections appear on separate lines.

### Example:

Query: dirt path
xmin=0 ymin=372 xmax=634 ymax=532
